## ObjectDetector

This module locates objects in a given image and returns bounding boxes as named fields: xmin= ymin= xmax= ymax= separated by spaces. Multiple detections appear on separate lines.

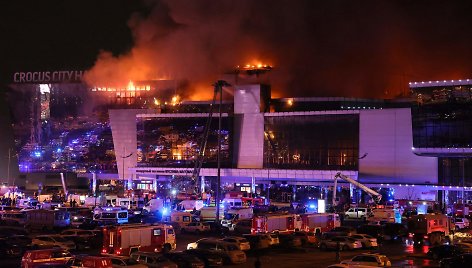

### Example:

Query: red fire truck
xmin=252 ymin=213 xmax=302 ymax=234
xmin=407 ymin=213 xmax=452 ymax=246
xmin=101 ymin=223 xmax=176 ymax=256
xmin=301 ymin=213 xmax=341 ymax=233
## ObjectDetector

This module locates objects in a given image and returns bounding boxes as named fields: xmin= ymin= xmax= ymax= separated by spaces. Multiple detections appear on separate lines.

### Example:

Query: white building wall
xmin=359 ymin=108 xmax=438 ymax=184
xmin=109 ymin=109 xmax=155 ymax=181
xmin=234 ymin=85 xmax=264 ymax=168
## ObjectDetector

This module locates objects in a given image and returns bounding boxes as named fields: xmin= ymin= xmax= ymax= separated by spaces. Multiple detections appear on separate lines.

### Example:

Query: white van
xmin=344 ymin=207 xmax=372 ymax=220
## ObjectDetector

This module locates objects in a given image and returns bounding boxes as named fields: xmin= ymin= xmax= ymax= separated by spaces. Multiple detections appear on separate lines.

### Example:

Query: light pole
xmin=214 ymin=80 xmax=229 ymax=224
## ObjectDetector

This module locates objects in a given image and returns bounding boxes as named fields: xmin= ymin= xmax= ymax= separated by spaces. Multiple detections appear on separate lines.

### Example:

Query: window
xmin=264 ymin=114 xmax=359 ymax=170
xmin=52 ymin=251 xmax=71 ymax=258
xmin=183 ymin=216 xmax=190 ymax=222
xmin=197 ymin=242 xmax=215 ymax=250
xmin=352 ymin=256 xmax=364 ymax=262
xmin=118 ymin=212 xmax=127 ymax=218
xmin=167 ymin=229 xmax=174 ymax=235
xmin=111 ymin=259 xmax=125 ymax=266
xmin=364 ymin=256 xmax=377 ymax=263
xmin=153 ymin=229 xmax=162 ymax=236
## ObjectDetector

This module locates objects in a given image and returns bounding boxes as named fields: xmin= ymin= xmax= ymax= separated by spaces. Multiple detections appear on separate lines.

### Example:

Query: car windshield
xmin=124 ymin=258 xmax=139 ymax=265
xmin=347 ymin=238 xmax=357 ymax=242
xmin=53 ymin=236 xmax=69 ymax=242
xmin=239 ymin=238 xmax=248 ymax=243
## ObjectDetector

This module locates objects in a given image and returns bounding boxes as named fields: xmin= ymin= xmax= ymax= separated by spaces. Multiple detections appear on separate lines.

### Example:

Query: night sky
xmin=2 ymin=0 xmax=472 ymax=99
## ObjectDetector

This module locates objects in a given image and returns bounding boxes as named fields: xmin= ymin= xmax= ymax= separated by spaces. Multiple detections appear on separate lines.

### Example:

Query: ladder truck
xmin=332 ymin=172 xmax=382 ymax=206
xmin=190 ymin=80 xmax=230 ymax=195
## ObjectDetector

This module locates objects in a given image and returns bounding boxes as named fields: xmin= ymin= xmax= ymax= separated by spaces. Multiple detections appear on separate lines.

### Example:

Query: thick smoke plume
xmin=85 ymin=0 xmax=472 ymax=99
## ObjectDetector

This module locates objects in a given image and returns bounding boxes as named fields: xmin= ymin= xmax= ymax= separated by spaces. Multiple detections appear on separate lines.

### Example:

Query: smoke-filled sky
xmin=2 ymin=0 xmax=472 ymax=99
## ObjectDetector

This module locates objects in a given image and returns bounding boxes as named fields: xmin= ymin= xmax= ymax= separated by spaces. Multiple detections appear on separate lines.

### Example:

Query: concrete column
xmin=153 ymin=178 xmax=157 ymax=192
xmin=201 ymin=176 xmax=205 ymax=194
xmin=127 ymin=178 xmax=133 ymax=190
xmin=92 ymin=173 xmax=97 ymax=195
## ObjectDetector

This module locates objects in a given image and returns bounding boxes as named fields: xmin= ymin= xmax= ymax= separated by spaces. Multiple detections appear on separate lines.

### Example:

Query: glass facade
xmin=264 ymin=114 xmax=359 ymax=170
xmin=411 ymin=85 xmax=472 ymax=148
xmin=137 ymin=117 xmax=233 ymax=168
xmin=438 ymin=158 xmax=472 ymax=186
xmin=7 ymin=80 xmax=185 ymax=173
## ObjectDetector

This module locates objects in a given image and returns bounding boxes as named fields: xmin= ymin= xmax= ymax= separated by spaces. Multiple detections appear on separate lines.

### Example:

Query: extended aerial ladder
xmin=332 ymin=172 xmax=382 ymax=206
xmin=191 ymin=81 xmax=230 ymax=195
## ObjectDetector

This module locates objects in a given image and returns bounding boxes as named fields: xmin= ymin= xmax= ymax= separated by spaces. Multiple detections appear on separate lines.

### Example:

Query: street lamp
xmin=214 ymin=80 xmax=230 ymax=223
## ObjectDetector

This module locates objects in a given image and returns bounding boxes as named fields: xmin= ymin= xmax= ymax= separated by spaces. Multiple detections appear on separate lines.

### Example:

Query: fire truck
xmin=407 ymin=213 xmax=452 ymax=246
xmin=252 ymin=213 xmax=302 ymax=234
xmin=301 ymin=213 xmax=341 ymax=233
xmin=102 ymin=223 xmax=176 ymax=256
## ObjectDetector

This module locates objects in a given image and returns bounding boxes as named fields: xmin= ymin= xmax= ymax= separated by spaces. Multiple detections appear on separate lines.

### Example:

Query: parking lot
xmin=0 ymin=218 xmax=456 ymax=268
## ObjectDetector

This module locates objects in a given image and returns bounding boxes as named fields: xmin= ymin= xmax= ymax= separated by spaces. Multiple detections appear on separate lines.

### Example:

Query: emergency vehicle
xmin=300 ymin=213 xmax=341 ymax=233
xmin=93 ymin=207 xmax=128 ymax=224
xmin=407 ymin=213 xmax=452 ymax=246
xmin=252 ymin=213 xmax=302 ymax=234
xmin=102 ymin=223 xmax=176 ymax=256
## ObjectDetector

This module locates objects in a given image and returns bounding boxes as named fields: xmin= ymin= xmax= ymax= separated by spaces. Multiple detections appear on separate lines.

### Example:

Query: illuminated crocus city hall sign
xmin=13 ymin=70 xmax=85 ymax=83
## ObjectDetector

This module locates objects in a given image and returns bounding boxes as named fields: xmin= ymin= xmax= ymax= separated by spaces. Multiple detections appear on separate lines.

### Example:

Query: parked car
xmin=21 ymin=249 xmax=72 ymax=268
xmin=164 ymin=252 xmax=205 ymax=268
xmin=187 ymin=238 xmax=211 ymax=250
xmin=193 ymin=239 xmax=247 ymax=264
xmin=293 ymin=231 xmax=317 ymax=246
xmin=382 ymin=223 xmax=408 ymax=241
xmin=242 ymin=234 xmax=271 ymax=250
xmin=0 ymin=237 xmax=23 ymax=258
xmin=357 ymin=224 xmax=384 ymax=241
xmin=110 ymin=256 xmax=147 ymax=267
xmin=221 ymin=236 xmax=251 ymax=251
xmin=31 ymin=235 xmax=76 ymax=250
xmin=344 ymin=207 xmax=372 ymax=220
xmin=427 ymin=245 xmax=465 ymax=260
xmin=350 ymin=234 xmax=378 ymax=248
xmin=277 ymin=233 xmax=303 ymax=248
xmin=130 ymin=252 xmax=178 ymax=268
xmin=8 ymin=234 xmax=33 ymax=248
xmin=455 ymin=243 xmax=472 ymax=253
xmin=180 ymin=222 xmax=211 ymax=234
xmin=330 ymin=226 xmax=357 ymax=236
xmin=341 ymin=253 xmax=391 ymax=267
xmin=440 ymin=253 xmax=472 ymax=268
xmin=454 ymin=218 xmax=470 ymax=230
xmin=66 ymin=255 xmax=113 ymax=268
xmin=184 ymin=249 xmax=224 ymax=267
xmin=60 ymin=229 xmax=97 ymax=249
xmin=233 ymin=220 xmax=252 ymax=234
xmin=319 ymin=236 xmax=363 ymax=251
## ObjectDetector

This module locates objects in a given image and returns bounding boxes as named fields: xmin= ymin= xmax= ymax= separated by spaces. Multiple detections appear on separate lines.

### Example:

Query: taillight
xmin=101 ymin=248 xmax=108 ymax=253
xmin=116 ymin=250 xmax=121 ymax=255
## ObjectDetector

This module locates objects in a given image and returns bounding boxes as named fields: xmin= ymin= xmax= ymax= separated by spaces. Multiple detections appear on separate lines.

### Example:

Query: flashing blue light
xmin=162 ymin=208 xmax=169 ymax=216
xmin=309 ymin=204 xmax=316 ymax=209
xmin=219 ymin=204 xmax=224 ymax=208
xmin=33 ymin=151 xmax=42 ymax=158
xmin=388 ymin=199 xmax=394 ymax=202
xmin=56 ymin=148 xmax=62 ymax=153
